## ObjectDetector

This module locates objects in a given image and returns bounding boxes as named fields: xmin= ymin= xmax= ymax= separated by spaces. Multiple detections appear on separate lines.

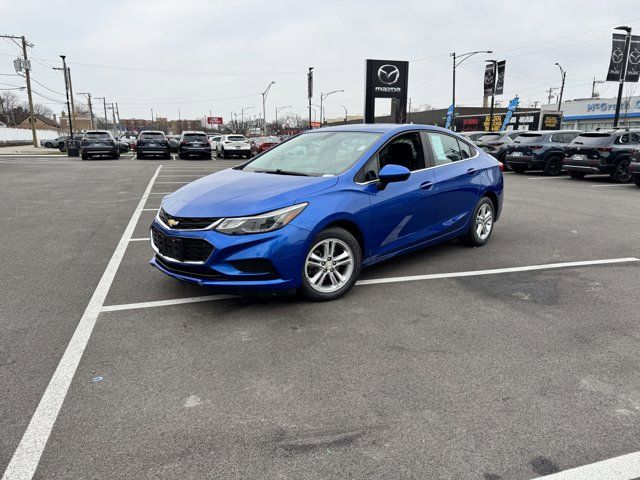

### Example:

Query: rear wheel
xmin=137 ymin=152 xmax=144 ymax=159
xmin=299 ymin=227 xmax=362 ymax=301
xmin=221 ymin=147 xmax=228 ymax=159
xmin=633 ymin=174 xmax=640 ymax=187
xmin=611 ymin=159 xmax=632 ymax=183
xmin=81 ymin=152 xmax=88 ymax=160
xmin=512 ymin=166 xmax=526 ymax=174
xmin=543 ymin=155 xmax=563 ymax=176
xmin=178 ymin=153 xmax=186 ymax=160
xmin=568 ymin=171 xmax=586 ymax=179
xmin=463 ymin=197 xmax=495 ymax=247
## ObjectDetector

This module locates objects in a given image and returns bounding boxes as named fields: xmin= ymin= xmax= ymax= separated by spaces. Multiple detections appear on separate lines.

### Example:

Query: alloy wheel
xmin=304 ymin=238 xmax=354 ymax=293
xmin=475 ymin=203 xmax=493 ymax=241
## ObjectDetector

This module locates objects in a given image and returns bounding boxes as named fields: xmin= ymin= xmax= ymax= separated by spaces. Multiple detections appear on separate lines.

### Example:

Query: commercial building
xmin=543 ymin=96 xmax=640 ymax=131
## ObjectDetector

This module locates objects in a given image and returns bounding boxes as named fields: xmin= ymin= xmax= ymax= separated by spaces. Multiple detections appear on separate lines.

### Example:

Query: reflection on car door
xmin=357 ymin=132 xmax=437 ymax=261
xmin=424 ymin=131 xmax=483 ymax=237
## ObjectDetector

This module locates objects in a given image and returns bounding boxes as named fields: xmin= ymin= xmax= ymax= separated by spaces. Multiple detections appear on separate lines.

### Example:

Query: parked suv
xmin=475 ymin=131 xmax=523 ymax=163
xmin=178 ymin=131 xmax=211 ymax=159
xmin=137 ymin=131 xmax=171 ymax=159
xmin=80 ymin=130 xmax=119 ymax=160
xmin=216 ymin=134 xmax=251 ymax=159
xmin=505 ymin=130 xmax=582 ymax=175
xmin=563 ymin=130 xmax=640 ymax=182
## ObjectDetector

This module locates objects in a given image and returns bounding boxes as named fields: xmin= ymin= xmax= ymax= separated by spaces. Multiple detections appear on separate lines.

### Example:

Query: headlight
xmin=215 ymin=203 xmax=307 ymax=235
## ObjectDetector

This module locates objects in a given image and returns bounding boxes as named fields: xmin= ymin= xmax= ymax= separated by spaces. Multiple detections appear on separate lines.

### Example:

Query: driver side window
xmin=357 ymin=132 xmax=425 ymax=183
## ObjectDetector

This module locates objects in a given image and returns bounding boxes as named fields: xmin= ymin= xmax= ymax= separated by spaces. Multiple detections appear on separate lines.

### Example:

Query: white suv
xmin=216 ymin=134 xmax=251 ymax=159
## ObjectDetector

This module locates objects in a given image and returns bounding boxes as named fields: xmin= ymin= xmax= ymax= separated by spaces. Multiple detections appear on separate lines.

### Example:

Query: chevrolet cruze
xmin=150 ymin=124 xmax=503 ymax=301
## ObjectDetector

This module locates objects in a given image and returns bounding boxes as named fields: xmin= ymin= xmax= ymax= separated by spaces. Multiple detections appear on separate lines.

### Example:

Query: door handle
xmin=467 ymin=168 xmax=478 ymax=175
xmin=420 ymin=181 xmax=433 ymax=190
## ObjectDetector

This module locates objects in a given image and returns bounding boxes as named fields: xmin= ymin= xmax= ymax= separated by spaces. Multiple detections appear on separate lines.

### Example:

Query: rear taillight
xmin=498 ymin=161 xmax=504 ymax=172
xmin=597 ymin=147 xmax=612 ymax=152
xmin=180 ymin=140 xmax=187 ymax=145
xmin=531 ymin=145 xmax=543 ymax=150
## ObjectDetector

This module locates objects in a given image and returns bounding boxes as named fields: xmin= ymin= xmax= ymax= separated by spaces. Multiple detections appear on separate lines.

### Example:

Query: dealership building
xmin=543 ymin=95 xmax=640 ymax=131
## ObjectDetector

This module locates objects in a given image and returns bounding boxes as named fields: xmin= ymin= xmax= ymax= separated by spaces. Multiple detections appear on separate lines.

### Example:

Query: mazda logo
xmin=484 ymin=72 xmax=494 ymax=85
xmin=629 ymin=49 xmax=640 ymax=65
xmin=378 ymin=64 xmax=400 ymax=85
xmin=612 ymin=49 xmax=624 ymax=64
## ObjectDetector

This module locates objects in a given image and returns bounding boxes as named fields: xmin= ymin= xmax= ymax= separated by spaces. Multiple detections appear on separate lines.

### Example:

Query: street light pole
xmin=261 ymin=81 xmax=275 ymax=134
xmin=60 ymin=56 xmax=73 ymax=136
xmin=275 ymin=105 xmax=292 ymax=129
xmin=341 ymin=104 xmax=348 ymax=124
xmin=308 ymin=67 xmax=313 ymax=129
xmin=241 ymin=106 xmax=254 ymax=132
xmin=555 ymin=63 xmax=566 ymax=112
xmin=613 ymin=26 xmax=632 ymax=127
xmin=320 ymin=90 xmax=344 ymax=126
xmin=450 ymin=50 xmax=492 ymax=129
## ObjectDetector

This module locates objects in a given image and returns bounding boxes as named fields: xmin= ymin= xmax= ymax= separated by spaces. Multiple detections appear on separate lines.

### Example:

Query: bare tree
xmin=33 ymin=103 xmax=54 ymax=118
xmin=0 ymin=91 xmax=25 ymax=125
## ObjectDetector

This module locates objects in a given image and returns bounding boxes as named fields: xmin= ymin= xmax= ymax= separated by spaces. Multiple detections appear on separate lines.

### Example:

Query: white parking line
xmin=148 ymin=192 xmax=173 ymax=195
xmin=129 ymin=237 xmax=150 ymax=242
xmin=142 ymin=208 xmax=157 ymax=211
xmin=155 ymin=181 xmax=190 ymax=184
xmin=98 ymin=257 xmax=640 ymax=313
xmin=527 ymin=176 xmax=569 ymax=180
xmin=590 ymin=183 xmax=633 ymax=188
xmin=531 ymin=451 xmax=640 ymax=480
xmin=1 ymin=165 xmax=164 ymax=480
xmin=131 ymin=154 xmax=137 ymax=160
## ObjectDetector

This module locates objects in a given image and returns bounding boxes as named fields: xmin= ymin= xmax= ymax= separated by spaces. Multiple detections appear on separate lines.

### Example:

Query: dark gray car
xmin=504 ymin=130 xmax=582 ymax=175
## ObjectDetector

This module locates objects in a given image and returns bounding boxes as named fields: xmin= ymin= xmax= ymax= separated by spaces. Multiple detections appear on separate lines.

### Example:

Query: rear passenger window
xmin=457 ymin=140 xmax=473 ymax=159
xmin=426 ymin=133 xmax=464 ymax=165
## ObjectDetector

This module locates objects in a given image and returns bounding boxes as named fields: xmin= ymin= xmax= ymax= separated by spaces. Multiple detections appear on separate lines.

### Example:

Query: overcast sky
xmin=2 ymin=0 xmax=639 ymax=123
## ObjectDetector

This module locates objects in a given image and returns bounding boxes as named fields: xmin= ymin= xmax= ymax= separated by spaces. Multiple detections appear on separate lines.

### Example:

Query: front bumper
xmin=179 ymin=147 xmax=211 ymax=156
xmin=149 ymin=220 xmax=310 ymax=291
xmin=505 ymin=154 xmax=544 ymax=169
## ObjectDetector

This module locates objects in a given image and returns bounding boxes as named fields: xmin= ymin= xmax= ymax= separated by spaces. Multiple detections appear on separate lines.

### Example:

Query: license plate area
xmin=156 ymin=232 xmax=184 ymax=261
xmin=572 ymin=154 xmax=586 ymax=161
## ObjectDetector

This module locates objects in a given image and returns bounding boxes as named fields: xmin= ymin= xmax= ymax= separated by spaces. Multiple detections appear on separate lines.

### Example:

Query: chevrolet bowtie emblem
xmin=167 ymin=218 xmax=179 ymax=227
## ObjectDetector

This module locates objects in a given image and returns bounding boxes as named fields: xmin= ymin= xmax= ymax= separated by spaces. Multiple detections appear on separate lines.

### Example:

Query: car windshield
xmin=243 ymin=131 xmax=382 ymax=176
xmin=227 ymin=135 xmax=246 ymax=142
xmin=140 ymin=133 xmax=164 ymax=140
xmin=84 ymin=132 xmax=111 ymax=140
xmin=572 ymin=134 xmax=612 ymax=145
xmin=515 ymin=134 xmax=544 ymax=144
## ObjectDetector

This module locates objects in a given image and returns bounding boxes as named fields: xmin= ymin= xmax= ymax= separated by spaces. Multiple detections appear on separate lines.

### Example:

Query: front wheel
xmin=299 ymin=227 xmax=362 ymax=301
xmin=464 ymin=197 xmax=495 ymax=247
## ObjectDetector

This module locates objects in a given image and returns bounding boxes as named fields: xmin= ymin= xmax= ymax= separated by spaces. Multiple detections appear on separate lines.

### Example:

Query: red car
xmin=250 ymin=136 xmax=281 ymax=156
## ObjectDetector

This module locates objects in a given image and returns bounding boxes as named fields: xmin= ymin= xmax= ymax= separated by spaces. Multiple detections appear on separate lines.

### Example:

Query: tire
xmin=45 ymin=142 xmax=53 ymax=148
xmin=205 ymin=153 xmax=212 ymax=160
xmin=81 ymin=152 xmax=88 ymax=160
xmin=178 ymin=153 xmax=186 ymax=160
xmin=512 ymin=166 xmax=526 ymax=174
xmin=463 ymin=196 xmax=495 ymax=247
xmin=611 ymin=159 xmax=632 ymax=183
xmin=633 ymin=174 xmax=640 ymax=187
xmin=543 ymin=155 xmax=563 ymax=176
xmin=568 ymin=171 xmax=586 ymax=179
xmin=221 ymin=148 xmax=228 ymax=159
xmin=299 ymin=227 xmax=362 ymax=301
xmin=59 ymin=143 xmax=66 ymax=152
xmin=137 ymin=152 xmax=144 ymax=159
xmin=115 ymin=153 xmax=120 ymax=159
xmin=164 ymin=153 xmax=172 ymax=160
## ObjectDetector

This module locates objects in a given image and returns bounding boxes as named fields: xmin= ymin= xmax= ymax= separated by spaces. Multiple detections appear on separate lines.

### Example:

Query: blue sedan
xmin=150 ymin=124 xmax=503 ymax=300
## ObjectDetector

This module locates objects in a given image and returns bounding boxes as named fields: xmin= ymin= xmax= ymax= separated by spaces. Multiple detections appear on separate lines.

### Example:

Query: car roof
xmin=84 ymin=130 xmax=110 ymax=134
xmin=139 ymin=130 xmax=164 ymax=134
xmin=308 ymin=123 xmax=463 ymax=135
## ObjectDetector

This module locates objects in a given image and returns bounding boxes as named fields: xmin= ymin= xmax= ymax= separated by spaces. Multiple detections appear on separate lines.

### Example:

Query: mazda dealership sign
xmin=364 ymin=59 xmax=409 ymax=123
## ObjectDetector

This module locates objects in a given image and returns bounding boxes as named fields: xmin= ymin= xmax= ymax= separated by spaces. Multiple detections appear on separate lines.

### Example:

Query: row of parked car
xmin=57 ymin=129 xmax=284 ymax=161
xmin=463 ymin=128 xmax=640 ymax=186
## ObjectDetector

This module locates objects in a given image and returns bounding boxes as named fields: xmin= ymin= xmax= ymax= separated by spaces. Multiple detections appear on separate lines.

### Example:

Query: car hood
xmin=162 ymin=168 xmax=338 ymax=218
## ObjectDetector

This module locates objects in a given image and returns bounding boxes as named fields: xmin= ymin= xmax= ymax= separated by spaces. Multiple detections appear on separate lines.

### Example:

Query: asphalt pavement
xmin=1 ymin=153 xmax=640 ymax=479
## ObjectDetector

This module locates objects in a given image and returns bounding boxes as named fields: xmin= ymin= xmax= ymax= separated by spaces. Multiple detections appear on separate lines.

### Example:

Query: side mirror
xmin=377 ymin=164 xmax=411 ymax=189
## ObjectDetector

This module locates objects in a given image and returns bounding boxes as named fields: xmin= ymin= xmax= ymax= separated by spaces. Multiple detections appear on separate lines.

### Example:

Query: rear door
xmin=424 ymin=131 xmax=483 ymax=237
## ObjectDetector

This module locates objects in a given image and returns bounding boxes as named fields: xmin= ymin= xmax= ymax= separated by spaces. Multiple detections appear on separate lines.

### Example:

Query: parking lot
xmin=1 ymin=152 xmax=640 ymax=479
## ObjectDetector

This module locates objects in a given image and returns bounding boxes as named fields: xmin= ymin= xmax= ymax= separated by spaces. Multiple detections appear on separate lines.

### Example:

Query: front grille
xmin=155 ymin=255 xmax=223 ymax=279
xmin=158 ymin=208 xmax=219 ymax=230
xmin=151 ymin=226 xmax=214 ymax=263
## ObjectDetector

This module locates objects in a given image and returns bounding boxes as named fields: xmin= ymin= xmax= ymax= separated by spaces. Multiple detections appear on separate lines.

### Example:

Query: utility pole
xmin=308 ymin=67 xmax=313 ymax=129
xmin=58 ymin=56 xmax=73 ymax=136
xmin=95 ymin=96 xmax=107 ymax=130
xmin=178 ymin=108 xmax=182 ymax=133
xmin=546 ymin=87 xmax=558 ymax=105
xmin=591 ymin=77 xmax=604 ymax=98
xmin=555 ymin=63 xmax=566 ymax=112
xmin=66 ymin=66 xmax=77 ymax=128
xmin=108 ymin=103 xmax=117 ymax=135
xmin=613 ymin=26 xmax=632 ymax=127
xmin=150 ymin=108 xmax=154 ymax=129
xmin=1 ymin=34 xmax=37 ymax=146
xmin=78 ymin=92 xmax=94 ymax=129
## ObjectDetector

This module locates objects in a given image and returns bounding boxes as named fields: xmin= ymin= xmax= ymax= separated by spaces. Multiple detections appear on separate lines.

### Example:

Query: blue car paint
xmin=151 ymin=123 xmax=503 ymax=291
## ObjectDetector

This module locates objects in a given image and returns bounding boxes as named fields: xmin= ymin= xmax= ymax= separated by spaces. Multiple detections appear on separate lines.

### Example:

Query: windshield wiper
xmin=254 ymin=169 xmax=311 ymax=176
